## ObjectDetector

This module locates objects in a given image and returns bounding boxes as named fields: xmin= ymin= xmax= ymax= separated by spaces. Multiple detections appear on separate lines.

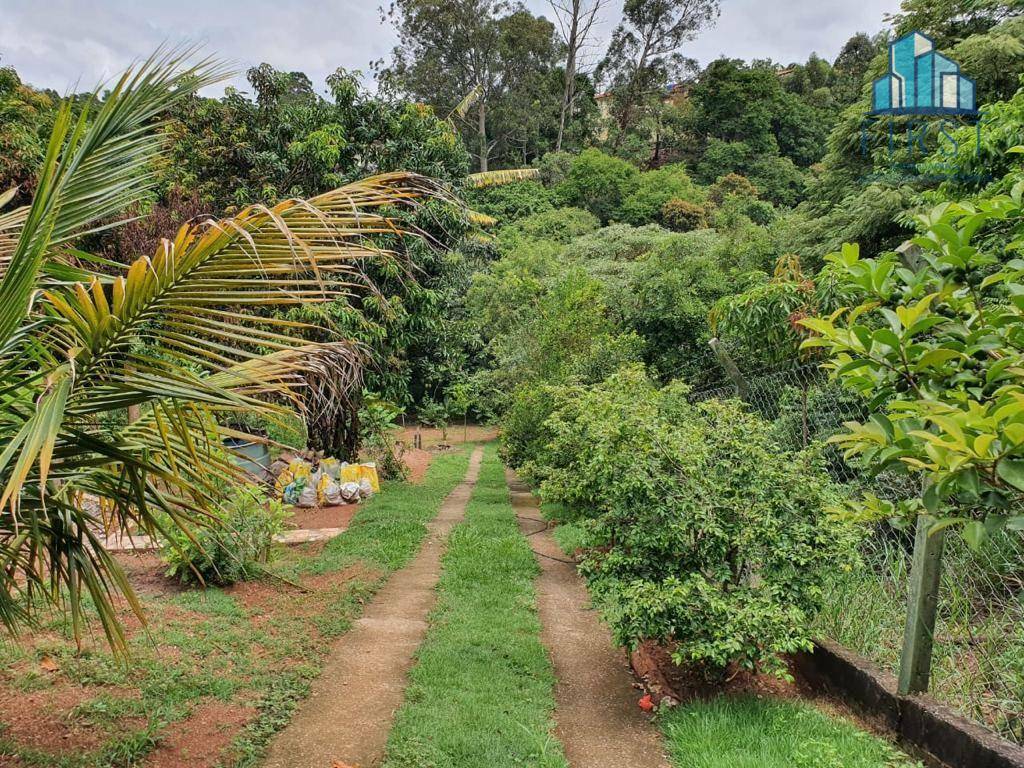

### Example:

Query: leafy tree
xmin=886 ymin=0 xmax=1021 ymax=47
xmin=803 ymin=190 xmax=1024 ymax=545
xmin=708 ymin=172 xmax=758 ymax=205
xmin=615 ymin=162 xmax=703 ymax=224
xmin=0 ymin=60 xmax=55 ymax=205
xmin=554 ymin=148 xmax=639 ymax=222
xmin=381 ymin=0 xmax=561 ymax=171
xmin=464 ymin=179 xmax=554 ymax=222
xmin=950 ymin=15 xmax=1024 ymax=104
xmin=597 ymin=0 xmax=720 ymax=149
xmin=167 ymin=64 xmax=470 ymax=211
xmin=660 ymin=197 xmax=706 ymax=230
xmin=831 ymin=32 xmax=884 ymax=105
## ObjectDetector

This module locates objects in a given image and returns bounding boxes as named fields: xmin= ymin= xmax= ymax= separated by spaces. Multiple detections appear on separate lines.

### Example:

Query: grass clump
xmin=661 ymin=696 xmax=920 ymax=768
xmin=382 ymin=446 xmax=567 ymax=768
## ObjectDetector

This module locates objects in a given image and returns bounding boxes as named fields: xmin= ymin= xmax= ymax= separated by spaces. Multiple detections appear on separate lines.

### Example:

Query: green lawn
xmin=0 ymin=447 xmax=474 ymax=768
xmin=661 ymin=695 xmax=920 ymax=768
xmin=382 ymin=445 xmax=568 ymax=768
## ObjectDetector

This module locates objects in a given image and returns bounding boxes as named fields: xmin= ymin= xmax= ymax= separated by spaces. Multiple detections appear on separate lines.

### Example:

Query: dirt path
xmin=507 ymin=469 xmax=670 ymax=768
xmin=261 ymin=446 xmax=484 ymax=768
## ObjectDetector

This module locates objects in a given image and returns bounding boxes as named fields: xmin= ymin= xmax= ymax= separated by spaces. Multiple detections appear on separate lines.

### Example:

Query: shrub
xmin=748 ymin=155 xmax=806 ymax=207
xmin=537 ymin=150 xmax=574 ymax=187
xmin=554 ymin=148 xmax=639 ymax=223
xmin=500 ymin=382 xmax=574 ymax=483
xmin=617 ymin=164 xmax=703 ymax=226
xmin=163 ymin=483 xmax=289 ymax=586
xmin=741 ymin=198 xmax=775 ymax=225
xmin=495 ymin=206 xmax=600 ymax=252
xmin=464 ymin=180 xmax=553 ymax=223
xmin=534 ymin=368 xmax=846 ymax=679
xmin=660 ymin=198 xmax=706 ymax=231
xmin=708 ymin=173 xmax=759 ymax=205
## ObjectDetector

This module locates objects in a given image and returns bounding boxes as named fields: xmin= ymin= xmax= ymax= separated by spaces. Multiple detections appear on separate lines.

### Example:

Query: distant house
xmin=871 ymin=31 xmax=977 ymax=115
xmin=594 ymin=82 xmax=692 ymax=130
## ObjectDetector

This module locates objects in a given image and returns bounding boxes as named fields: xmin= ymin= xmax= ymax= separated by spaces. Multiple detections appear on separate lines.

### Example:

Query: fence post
xmin=708 ymin=338 xmax=750 ymax=403
xmin=898 ymin=513 xmax=946 ymax=695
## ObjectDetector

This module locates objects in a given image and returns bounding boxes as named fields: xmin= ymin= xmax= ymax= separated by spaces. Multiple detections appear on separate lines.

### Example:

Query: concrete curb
xmin=794 ymin=638 xmax=1024 ymax=768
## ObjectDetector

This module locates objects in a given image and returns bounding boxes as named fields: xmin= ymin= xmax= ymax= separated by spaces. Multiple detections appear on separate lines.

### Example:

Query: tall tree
xmin=548 ymin=0 xmax=607 ymax=151
xmin=597 ymin=0 xmax=720 ymax=149
xmin=381 ymin=0 xmax=560 ymax=171
xmin=886 ymin=0 xmax=1022 ymax=46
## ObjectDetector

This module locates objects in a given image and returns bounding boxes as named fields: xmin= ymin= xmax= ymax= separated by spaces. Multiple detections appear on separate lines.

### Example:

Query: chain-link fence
xmin=688 ymin=341 xmax=1024 ymax=745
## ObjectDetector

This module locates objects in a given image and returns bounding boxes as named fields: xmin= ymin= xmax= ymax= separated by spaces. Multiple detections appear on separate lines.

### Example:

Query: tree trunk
xmin=477 ymin=100 xmax=488 ymax=173
xmin=556 ymin=1 xmax=580 ymax=152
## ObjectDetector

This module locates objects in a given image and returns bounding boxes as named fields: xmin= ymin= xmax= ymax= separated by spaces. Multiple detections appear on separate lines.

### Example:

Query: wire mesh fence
xmin=689 ymin=340 xmax=1024 ymax=745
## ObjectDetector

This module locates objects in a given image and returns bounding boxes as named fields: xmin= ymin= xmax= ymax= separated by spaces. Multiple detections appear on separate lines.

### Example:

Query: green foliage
xmin=708 ymin=172 xmax=759 ymax=205
xmin=380 ymin=0 xmax=566 ymax=170
xmin=616 ymin=163 xmax=703 ymax=226
xmin=163 ymin=484 xmax=289 ymax=586
xmin=537 ymin=149 xmax=574 ymax=186
xmin=802 ymin=192 xmax=1024 ymax=541
xmin=168 ymin=66 xmax=470 ymax=210
xmin=661 ymin=198 xmax=707 ymax=231
xmin=495 ymin=206 xmax=601 ymax=252
xmin=515 ymin=367 xmax=846 ymax=678
xmin=661 ymin=695 xmax=921 ymax=768
xmin=0 ymin=61 xmax=54 ymax=203
xmin=618 ymin=232 xmax=731 ymax=382
xmin=554 ymin=148 xmax=639 ymax=222
xmin=359 ymin=395 xmax=409 ymax=481
xmin=464 ymin=179 xmax=554 ymax=223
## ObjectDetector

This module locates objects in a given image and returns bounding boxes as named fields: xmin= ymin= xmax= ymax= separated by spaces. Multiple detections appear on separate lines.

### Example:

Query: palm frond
xmin=0 ymin=51 xmax=463 ymax=653
xmin=465 ymin=168 xmax=541 ymax=188
xmin=0 ymin=46 xmax=229 ymax=343
xmin=448 ymin=83 xmax=483 ymax=120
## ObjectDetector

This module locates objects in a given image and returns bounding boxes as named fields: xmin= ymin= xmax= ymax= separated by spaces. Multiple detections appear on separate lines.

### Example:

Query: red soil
xmin=285 ymin=504 xmax=360 ymax=530
xmin=0 ymin=683 xmax=111 ymax=755
xmin=145 ymin=699 xmax=256 ymax=768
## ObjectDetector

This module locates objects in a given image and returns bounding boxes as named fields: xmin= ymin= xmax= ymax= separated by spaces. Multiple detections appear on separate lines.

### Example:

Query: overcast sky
xmin=1 ymin=0 xmax=901 ymax=97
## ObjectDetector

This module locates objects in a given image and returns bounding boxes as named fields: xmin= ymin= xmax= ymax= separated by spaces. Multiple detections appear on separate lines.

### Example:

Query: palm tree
xmin=0 ymin=49 xmax=456 ymax=652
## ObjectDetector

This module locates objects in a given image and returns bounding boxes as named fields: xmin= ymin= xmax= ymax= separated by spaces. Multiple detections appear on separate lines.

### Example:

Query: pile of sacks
xmin=274 ymin=456 xmax=380 ymax=507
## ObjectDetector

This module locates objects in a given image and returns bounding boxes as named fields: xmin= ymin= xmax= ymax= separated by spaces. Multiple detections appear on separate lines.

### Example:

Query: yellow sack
xmin=320 ymin=457 xmax=341 ymax=479
xmin=275 ymin=468 xmax=294 ymax=495
xmin=338 ymin=463 xmax=380 ymax=492
xmin=316 ymin=473 xmax=334 ymax=506
xmin=288 ymin=458 xmax=312 ymax=479
xmin=357 ymin=462 xmax=380 ymax=493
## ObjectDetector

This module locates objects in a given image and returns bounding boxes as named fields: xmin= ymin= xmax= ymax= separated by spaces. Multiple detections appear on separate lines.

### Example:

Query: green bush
xmin=163 ymin=483 xmax=289 ymax=586
xmin=617 ymin=164 xmax=703 ymax=226
xmin=464 ymin=180 xmax=553 ymax=224
xmin=554 ymin=148 xmax=639 ymax=223
xmin=708 ymin=172 xmax=759 ymax=205
xmin=537 ymin=150 xmax=574 ymax=187
xmin=748 ymin=155 xmax=807 ymax=207
xmin=532 ymin=367 xmax=846 ymax=679
xmin=660 ymin=198 xmax=707 ymax=231
xmin=495 ymin=206 xmax=600 ymax=252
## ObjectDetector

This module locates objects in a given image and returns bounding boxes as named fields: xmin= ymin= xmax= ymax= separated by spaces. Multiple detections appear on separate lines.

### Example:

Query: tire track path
xmin=262 ymin=446 xmax=484 ymax=768
xmin=508 ymin=468 xmax=670 ymax=768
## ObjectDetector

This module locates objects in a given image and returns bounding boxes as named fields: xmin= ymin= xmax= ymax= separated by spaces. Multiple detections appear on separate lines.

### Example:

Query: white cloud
xmin=1 ymin=0 xmax=900 ymax=97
